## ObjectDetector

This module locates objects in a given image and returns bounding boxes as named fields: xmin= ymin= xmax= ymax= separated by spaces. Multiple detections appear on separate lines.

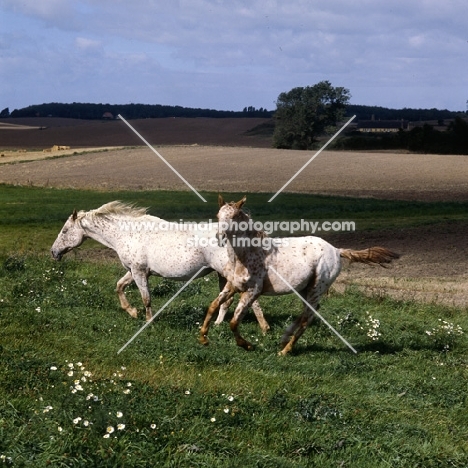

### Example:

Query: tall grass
xmin=0 ymin=185 xmax=467 ymax=466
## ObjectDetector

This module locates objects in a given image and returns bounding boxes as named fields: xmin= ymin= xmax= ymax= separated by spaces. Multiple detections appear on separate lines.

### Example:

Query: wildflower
xmin=83 ymin=420 xmax=90 ymax=427
xmin=43 ymin=406 xmax=53 ymax=413
xmin=77 ymin=362 xmax=82 ymax=367
xmin=117 ymin=424 xmax=125 ymax=430
xmin=106 ymin=426 xmax=115 ymax=434
xmin=123 ymin=389 xmax=131 ymax=394
xmin=35 ymin=307 xmax=41 ymax=312
xmin=67 ymin=371 xmax=73 ymax=376
xmin=68 ymin=363 xmax=74 ymax=369
xmin=224 ymin=408 xmax=230 ymax=413
xmin=82 ymin=280 xmax=87 ymax=285
xmin=116 ymin=411 xmax=123 ymax=418
xmin=227 ymin=395 xmax=234 ymax=402
xmin=73 ymin=417 xmax=82 ymax=425
xmin=50 ymin=366 xmax=57 ymax=371
xmin=150 ymin=424 xmax=156 ymax=429
xmin=126 ymin=382 xmax=132 ymax=387
xmin=74 ymin=384 xmax=84 ymax=391
xmin=103 ymin=434 xmax=110 ymax=439
xmin=365 ymin=312 xmax=381 ymax=341
xmin=210 ymin=417 xmax=216 ymax=422
xmin=185 ymin=390 xmax=191 ymax=395
xmin=58 ymin=427 xmax=63 ymax=432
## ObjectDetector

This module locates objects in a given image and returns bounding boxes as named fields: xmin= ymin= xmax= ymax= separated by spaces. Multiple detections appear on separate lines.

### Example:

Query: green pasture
xmin=1 ymin=184 xmax=467 ymax=467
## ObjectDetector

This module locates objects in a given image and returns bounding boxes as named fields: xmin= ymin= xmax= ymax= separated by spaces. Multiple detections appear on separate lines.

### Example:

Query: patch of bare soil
xmin=325 ymin=222 xmax=468 ymax=308
xmin=0 ymin=147 xmax=124 ymax=164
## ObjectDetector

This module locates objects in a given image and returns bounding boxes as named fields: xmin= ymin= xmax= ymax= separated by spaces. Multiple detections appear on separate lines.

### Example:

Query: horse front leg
xmin=230 ymin=289 xmax=261 ymax=351
xmin=116 ymin=271 xmax=138 ymax=318
xmin=132 ymin=270 xmax=152 ymax=322
xmin=200 ymin=284 xmax=235 ymax=346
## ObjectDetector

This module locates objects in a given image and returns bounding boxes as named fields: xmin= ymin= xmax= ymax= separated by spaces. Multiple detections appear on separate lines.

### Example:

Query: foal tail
xmin=339 ymin=247 xmax=400 ymax=267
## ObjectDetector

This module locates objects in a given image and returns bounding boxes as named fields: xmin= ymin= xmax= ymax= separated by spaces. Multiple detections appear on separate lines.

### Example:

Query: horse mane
xmin=80 ymin=201 xmax=149 ymax=220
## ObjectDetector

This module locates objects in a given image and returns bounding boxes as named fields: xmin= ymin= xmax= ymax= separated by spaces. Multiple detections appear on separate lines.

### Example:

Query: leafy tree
xmin=0 ymin=107 xmax=9 ymax=118
xmin=273 ymin=81 xmax=350 ymax=150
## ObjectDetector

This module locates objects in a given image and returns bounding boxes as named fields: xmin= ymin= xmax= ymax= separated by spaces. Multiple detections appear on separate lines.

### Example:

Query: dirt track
xmin=1 ymin=145 xmax=467 ymax=308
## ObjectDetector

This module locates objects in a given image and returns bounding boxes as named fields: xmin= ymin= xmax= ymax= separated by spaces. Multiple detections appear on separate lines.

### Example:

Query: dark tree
xmin=273 ymin=81 xmax=351 ymax=150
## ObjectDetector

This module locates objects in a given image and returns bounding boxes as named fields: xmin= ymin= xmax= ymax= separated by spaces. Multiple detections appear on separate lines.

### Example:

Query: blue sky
xmin=1 ymin=0 xmax=467 ymax=112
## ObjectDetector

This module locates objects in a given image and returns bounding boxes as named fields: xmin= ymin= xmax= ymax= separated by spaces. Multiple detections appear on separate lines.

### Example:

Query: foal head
xmin=217 ymin=194 xmax=248 ymax=235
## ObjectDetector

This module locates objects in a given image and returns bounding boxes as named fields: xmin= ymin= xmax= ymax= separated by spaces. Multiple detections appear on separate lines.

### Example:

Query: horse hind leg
xmin=279 ymin=275 xmax=326 ymax=356
xmin=116 ymin=271 xmax=139 ymax=318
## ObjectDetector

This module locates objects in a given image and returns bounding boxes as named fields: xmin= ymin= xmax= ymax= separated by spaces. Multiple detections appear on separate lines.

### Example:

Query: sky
xmin=1 ymin=0 xmax=467 ymax=113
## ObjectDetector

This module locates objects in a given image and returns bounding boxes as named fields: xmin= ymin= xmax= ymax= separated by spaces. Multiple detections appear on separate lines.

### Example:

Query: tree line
xmin=5 ymin=103 xmax=273 ymax=119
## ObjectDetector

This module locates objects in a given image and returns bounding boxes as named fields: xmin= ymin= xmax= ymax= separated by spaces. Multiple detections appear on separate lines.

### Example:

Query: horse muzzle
xmin=50 ymin=249 xmax=63 ymax=261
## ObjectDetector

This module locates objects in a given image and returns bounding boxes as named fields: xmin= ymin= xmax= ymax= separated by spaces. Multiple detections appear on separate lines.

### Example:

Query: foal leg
xmin=132 ymin=270 xmax=153 ymax=322
xmin=230 ymin=290 xmax=261 ymax=351
xmin=251 ymin=300 xmax=270 ymax=335
xmin=213 ymin=275 xmax=269 ymax=333
xmin=116 ymin=271 xmax=138 ymax=318
xmin=200 ymin=284 xmax=236 ymax=346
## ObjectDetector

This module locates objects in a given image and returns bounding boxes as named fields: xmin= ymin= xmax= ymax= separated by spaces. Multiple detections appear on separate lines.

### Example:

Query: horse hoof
xmin=238 ymin=340 xmax=254 ymax=351
xmin=200 ymin=336 xmax=209 ymax=346
xmin=128 ymin=308 xmax=138 ymax=318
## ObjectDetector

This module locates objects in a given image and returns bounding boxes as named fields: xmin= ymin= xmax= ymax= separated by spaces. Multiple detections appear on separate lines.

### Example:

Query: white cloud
xmin=75 ymin=37 xmax=102 ymax=51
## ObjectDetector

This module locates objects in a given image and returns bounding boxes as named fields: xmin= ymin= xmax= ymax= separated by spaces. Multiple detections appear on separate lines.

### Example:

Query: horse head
xmin=50 ymin=209 xmax=86 ymax=260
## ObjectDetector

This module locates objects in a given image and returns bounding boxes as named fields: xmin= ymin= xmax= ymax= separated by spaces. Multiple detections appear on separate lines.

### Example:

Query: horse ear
xmin=235 ymin=195 xmax=247 ymax=210
xmin=72 ymin=209 xmax=78 ymax=221
xmin=218 ymin=194 xmax=225 ymax=208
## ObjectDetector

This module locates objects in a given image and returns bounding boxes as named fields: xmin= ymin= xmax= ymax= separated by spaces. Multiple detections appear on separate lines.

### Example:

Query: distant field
xmin=0 ymin=116 xmax=273 ymax=149
xmin=1 ymin=145 xmax=468 ymax=202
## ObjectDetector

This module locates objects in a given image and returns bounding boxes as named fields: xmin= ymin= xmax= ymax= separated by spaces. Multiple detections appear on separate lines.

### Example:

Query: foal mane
xmin=81 ymin=201 xmax=149 ymax=220
xmin=227 ymin=202 xmax=268 ymax=239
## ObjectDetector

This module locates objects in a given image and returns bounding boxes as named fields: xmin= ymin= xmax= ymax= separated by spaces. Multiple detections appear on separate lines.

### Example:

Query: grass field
xmin=1 ymin=185 xmax=468 ymax=467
